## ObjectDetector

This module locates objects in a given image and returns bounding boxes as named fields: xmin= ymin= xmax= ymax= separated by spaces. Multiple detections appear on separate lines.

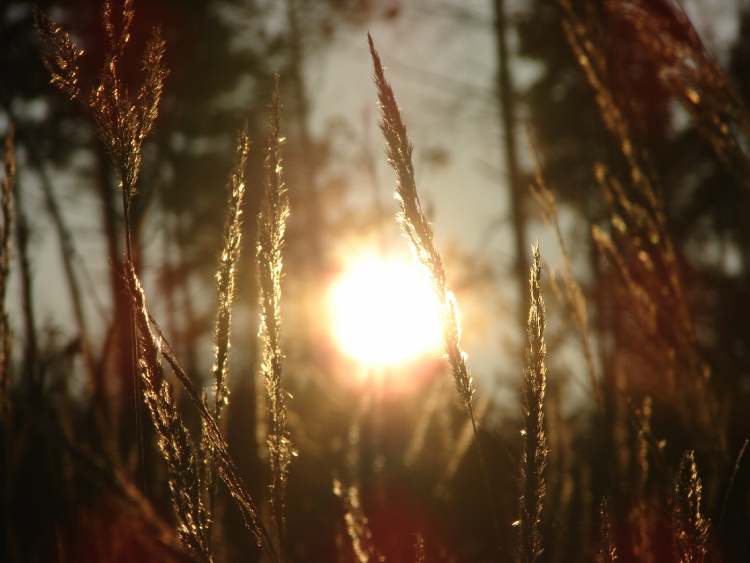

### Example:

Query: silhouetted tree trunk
xmin=12 ymin=160 xmax=37 ymax=391
xmin=27 ymin=145 xmax=98 ymax=394
xmin=286 ymin=0 xmax=324 ymax=268
xmin=493 ymin=0 xmax=528 ymax=330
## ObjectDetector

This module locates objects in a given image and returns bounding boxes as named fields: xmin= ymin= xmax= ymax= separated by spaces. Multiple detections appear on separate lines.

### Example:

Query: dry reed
xmin=258 ymin=78 xmax=293 ymax=555
xmin=129 ymin=267 xmax=213 ymax=562
xmin=607 ymin=0 xmax=750 ymax=183
xmin=35 ymin=7 xmax=287 ymax=561
xmin=559 ymin=0 xmax=724 ymax=455
xmin=202 ymin=127 xmax=252 ymax=555
xmin=37 ymin=0 xmax=167 ymax=221
xmin=34 ymin=12 xmax=83 ymax=103
xmin=528 ymin=142 xmax=601 ymax=409
xmin=211 ymin=128 xmax=251 ymax=417
xmin=36 ymin=0 xmax=169 ymax=481
xmin=518 ymin=243 xmax=548 ymax=563
xmin=332 ymin=478 xmax=383 ymax=563
xmin=367 ymin=34 xmax=508 ymax=543
xmin=597 ymin=499 xmax=618 ymax=563
xmin=126 ymin=263 xmax=278 ymax=560
xmin=367 ymin=34 xmax=474 ymax=412
xmin=673 ymin=451 xmax=710 ymax=563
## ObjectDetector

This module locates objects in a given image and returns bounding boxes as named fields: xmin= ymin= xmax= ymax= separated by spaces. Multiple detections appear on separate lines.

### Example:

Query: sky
xmin=5 ymin=0 xmax=742 ymax=409
xmin=305 ymin=1 xmax=541 ymax=403
xmin=301 ymin=0 xmax=742 ymax=403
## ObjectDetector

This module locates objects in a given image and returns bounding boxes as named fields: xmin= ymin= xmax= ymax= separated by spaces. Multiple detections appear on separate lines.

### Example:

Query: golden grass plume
xmin=258 ymin=78 xmax=294 ymax=552
xmin=518 ymin=243 xmax=548 ymax=563
xmin=212 ymin=128 xmax=251 ymax=417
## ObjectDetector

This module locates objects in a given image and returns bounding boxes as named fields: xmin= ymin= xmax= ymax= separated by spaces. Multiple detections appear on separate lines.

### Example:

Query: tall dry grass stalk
xmin=125 ymin=264 xmax=279 ymax=561
xmin=258 ymin=79 xmax=293 ymax=555
xmin=558 ymin=0 xmax=724 ymax=454
xmin=113 ymin=116 xmax=279 ymax=563
xmin=606 ymin=0 xmax=750 ymax=184
xmin=212 ymin=128 xmax=251 ymax=417
xmin=367 ymin=34 xmax=473 ymax=411
xmin=559 ymin=0 xmax=689 ymax=349
xmin=129 ymin=267 xmax=213 ymax=562
xmin=558 ymin=0 xmax=686 ymax=339
xmin=528 ymin=142 xmax=601 ymax=410
xmin=0 ymin=126 xmax=14 ymax=417
xmin=518 ymin=243 xmax=548 ymax=563
xmin=36 ymin=0 xmax=169 ymax=477
xmin=37 ymin=0 xmax=167 ymax=239
xmin=597 ymin=499 xmax=618 ymax=563
xmin=34 ymin=11 xmax=83 ymax=102
xmin=42 ymin=6 xmax=283 ymax=557
xmin=202 ymin=127 xmax=252 ymax=554
xmin=673 ymin=451 xmax=710 ymax=563
xmin=367 ymin=33 xmax=501 ymax=537
xmin=557 ymin=0 xmax=663 ymax=220
xmin=89 ymin=2 xmax=167 ymax=469
xmin=142 ymin=345 xmax=212 ymax=556
xmin=332 ymin=478 xmax=383 ymax=563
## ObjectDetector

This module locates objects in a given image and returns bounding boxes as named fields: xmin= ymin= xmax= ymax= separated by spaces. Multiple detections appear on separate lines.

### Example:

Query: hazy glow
xmin=329 ymin=256 xmax=443 ymax=367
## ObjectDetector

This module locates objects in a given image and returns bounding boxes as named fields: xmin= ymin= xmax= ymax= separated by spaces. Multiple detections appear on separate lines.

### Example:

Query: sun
xmin=328 ymin=255 xmax=443 ymax=367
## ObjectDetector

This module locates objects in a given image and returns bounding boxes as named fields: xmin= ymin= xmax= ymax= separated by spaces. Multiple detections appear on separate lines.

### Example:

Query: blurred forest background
xmin=2 ymin=0 xmax=750 ymax=562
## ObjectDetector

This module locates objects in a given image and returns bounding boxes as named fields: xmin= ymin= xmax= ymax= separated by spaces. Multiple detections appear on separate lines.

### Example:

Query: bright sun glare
xmin=329 ymin=255 xmax=443 ymax=367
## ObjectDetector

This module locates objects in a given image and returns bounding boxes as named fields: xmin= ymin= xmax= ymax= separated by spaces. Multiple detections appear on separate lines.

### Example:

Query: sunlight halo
xmin=328 ymin=255 xmax=443 ymax=367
